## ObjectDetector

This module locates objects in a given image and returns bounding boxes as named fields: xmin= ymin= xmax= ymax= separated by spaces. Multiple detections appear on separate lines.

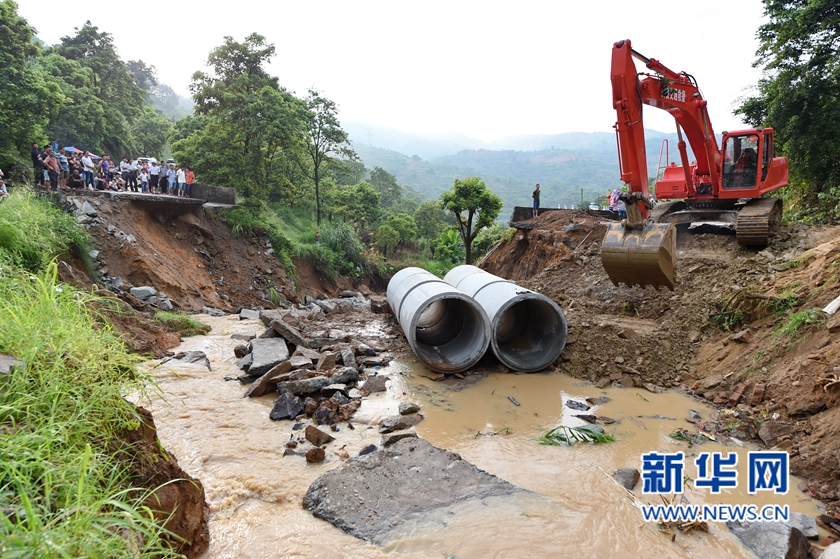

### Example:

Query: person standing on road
xmin=184 ymin=168 xmax=194 ymax=198
xmin=532 ymin=183 xmax=541 ymax=219
xmin=149 ymin=161 xmax=160 ymax=193
xmin=176 ymin=166 xmax=186 ymax=197
xmin=166 ymin=164 xmax=176 ymax=195
xmin=81 ymin=151 xmax=95 ymax=189
xmin=42 ymin=148 xmax=60 ymax=192
xmin=127 ymin=159 xmax=138 ymax=191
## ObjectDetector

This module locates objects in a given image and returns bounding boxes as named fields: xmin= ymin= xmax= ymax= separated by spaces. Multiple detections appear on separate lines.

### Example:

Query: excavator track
xmin=736 ymin=198 xmax=782 ymax=247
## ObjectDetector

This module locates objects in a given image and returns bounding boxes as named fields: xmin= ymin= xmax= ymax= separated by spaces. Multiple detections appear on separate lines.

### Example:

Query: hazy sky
xmin=16 ymin=0 xmax=768 ymax=142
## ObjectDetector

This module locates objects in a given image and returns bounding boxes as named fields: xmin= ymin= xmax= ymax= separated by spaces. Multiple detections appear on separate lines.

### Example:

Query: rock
xmin=305 ymin=425 xmax=335 ymax=447
xmin=324 ymin=383 xmax=347 ymax=395
xmin=316 ymin=352 xmax=336 ymax=371
xmin=758 ymin=421 xmax=794 ymax=447
xmin=269 ymin=392 xmax=304 ymax=420
xmin=785 ymin=512 xmax=819 ymax=539
xmin=130 ymin=286 xmax=157 ymax=300
xmin=314 ymin=405 xmax=339 ymax=426
xmin=235 ymin=353 xmax=253 ymax=371
xmin=362 ymin=375 xmax=388 ymax=393
xmin=758 ymin=250 xmax=776 ymax=260
xmin=305 ymin=447 xmax=326 ymax=463
xmin=614 ymin=356 xmax=625 ymax=364
xmin=348 ymin=388 xmax=363 ymax=399
xmin=164 ymin=350 xmax=211 ymax=370
xmin=729 ymin=383 xmax=746 ymax=405
xmin=751 ymin=384 xmax=766 ymax=405
xmin=574 ymin=414 xmax=598 ymax=424
xmin=726 ymin=521 xmax=809 ymax=559
xmin=293 ymin=346 xmax=321 ymax=362
xmin=245 ymin=361 xmax=292 ymax=398
xmin=289 ymin=355 xmax=314 ymax=370
xmin=313 ymin=299 xmax=337 ymax=314
xmin=382 ymin=431 xmax=418 ymax=447
xmin=688 ymin=330 xmax=701 ymax=343
xmin=370 ymin=295 xmax=390 ymax=314
xmin=339 ymin=349 xmax=356 ymax=368
xmin=201 ymin=307 xmax=226 ymax=317
xmin=827 ymin=314 xmax=840 ymax=334
xmin=399 ymin=402 xmax=421 ymax=415
xmin=732 ymin=329 xmax=752 ymax=343
xmin=276 ymin=376 xmax=331 ymax=396
xmin=358 ymin=444 xmax=377 ymax=456
xmin=79 ymin=201 xmax=97 ymax=216
xmin=787 ymin=399 xmax=826 ymax=417
xmin=585 ymin=396 xmax=611 ymax=406
xmin=643 ymin=383 xmax=662 ymax=394
xmin=258 ymin=327 xmax=279 ymax=339
xmin=612 ymin=468 xmax=641 ymax=490
xmin=303 ymin=438 xmax=523 ymax=544
xmin=158 ymin=298 xmax=174 ymax=311
xmin=353 ymin=342 xmax=376 ymax=357
xmin=379 ymin=413 xmax=423 ymax=434
xmin=700 ymin=374 xmax=723 ymax=390
xmin=330 ymin=367 xmax=360 ymax=385
xmin=233 ymin=344 xmax=249 ymax=358
xmin=259 ymin=309 xmax=282 ymax=326
xmin=239 ymin=308 xmax=260 ymax=320
xmin=247 ymin=338 xmax=290 ymax=377
xmin=363 ymin=356 xmax=391 ymax=367
xmin=271 ymin=319 xmax=312 ymax=348
xmin=565 ymin=400 xmax=590 ymax=411
xmin=617 ymin=328 xmax=638 ymax=340
xmin=823 ymin=542 xmax=840 ymax=559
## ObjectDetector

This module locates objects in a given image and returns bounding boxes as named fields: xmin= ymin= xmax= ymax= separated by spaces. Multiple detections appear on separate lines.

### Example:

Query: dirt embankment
xmin=483 ymin=209 xmax=840 ymax=509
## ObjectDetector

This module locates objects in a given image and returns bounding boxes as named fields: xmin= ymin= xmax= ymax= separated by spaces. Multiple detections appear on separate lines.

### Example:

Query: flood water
xmin=138 ymin=315 xmax=823 ymax=559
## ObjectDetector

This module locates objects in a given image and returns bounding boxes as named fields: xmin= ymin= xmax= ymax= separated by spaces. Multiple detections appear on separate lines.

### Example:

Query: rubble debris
xmin=361 ymin=375 xmax=387 ymax=393
xmin=379 ymin=413 xmax=423 ymax=434
xmin=245 ymin=361 xmax=292 ymax=398
xmin=269 ymin=392 xmax=304 ymax=420
xmin=726 ymin=521 xmax=809 ymax=559
xmin=305 ymin=425 xmax=335 ymax=447
xmin=611 ymin=468 xmax=640 ymax=490
xmin=398 ymin=402 xmax=420 ymax=415
xmin=162 ymin=350 xmax=211 ymax=370
xmin=247 ymin=338 xmax=290 ymax=377
xmin=239 ymin=308 xmax=260 ymax=320
xmin=306 ymin=447 xmax=326 ymax=463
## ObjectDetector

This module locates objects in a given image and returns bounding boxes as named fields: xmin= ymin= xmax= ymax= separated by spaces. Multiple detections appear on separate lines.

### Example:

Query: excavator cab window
xmin=762 ymin=133 xmax=772 ymax=181
xmin=722 ymin=134 xmax=759 ymax=189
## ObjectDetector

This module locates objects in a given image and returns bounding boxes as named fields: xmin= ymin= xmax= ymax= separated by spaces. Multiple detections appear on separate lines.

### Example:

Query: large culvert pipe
xmin=443 ymin=265 xmax=567 ymax=373
xmin=387 ymin=267 xmax=491 ymax=374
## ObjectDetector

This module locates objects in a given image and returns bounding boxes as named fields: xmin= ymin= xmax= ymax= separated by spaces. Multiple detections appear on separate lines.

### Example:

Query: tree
xmin=126 ymin=59 xmax=157 ymax=91
xmin=174 ymin=34 xmax=306 ymax=200
xmin=440 ymin=177 xmax=502 ymax=264
xmin=131 ymin=106 xmax=172 ymax=156
xmin=0 ymin=0 xmax=63 ymax=170
xmin=53 ymin=22 xmax=147 ymax=156
xmin=301 ymin=89 xmax=356 ymax=225
xmin=737 ymin=0 xmax=840 ymax=219
xmin=383 ymin=213 xmax=417 ymax=246
xmin=413 ymin=201 xmax=448 ymax=239
xmin=369 ymin=166 xmax=402 ymax=208
xmin=376 ymin=224 xmax=399 ymax=257
xmin=330 ymin=181 xmax=381 ymax=232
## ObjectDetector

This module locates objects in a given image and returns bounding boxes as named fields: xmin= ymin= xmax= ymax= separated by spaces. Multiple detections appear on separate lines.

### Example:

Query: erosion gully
xmin=137 ymin=315 xmax=822 ymax=559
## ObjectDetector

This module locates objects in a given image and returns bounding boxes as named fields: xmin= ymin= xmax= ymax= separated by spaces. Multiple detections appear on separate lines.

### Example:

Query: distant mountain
xmin=344 ymin=121 xmax=483 ymax=160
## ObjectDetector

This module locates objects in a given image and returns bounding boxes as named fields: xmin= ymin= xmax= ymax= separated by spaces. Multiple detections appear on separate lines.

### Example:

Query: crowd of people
xmin=30 ymin=142 xmax=195 ymax=197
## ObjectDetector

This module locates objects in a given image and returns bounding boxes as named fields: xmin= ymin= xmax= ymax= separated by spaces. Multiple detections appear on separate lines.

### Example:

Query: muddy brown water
xmin=137 ymin=316 xmax=823 ymax=559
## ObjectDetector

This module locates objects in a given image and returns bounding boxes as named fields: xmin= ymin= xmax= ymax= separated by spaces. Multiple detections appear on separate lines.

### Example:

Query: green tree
xmin=0 ymin=0 xmax=63 ymax=170
xmin=439 ymin=176 xmax=503 ymax=264
xmin=131 ymin=106 xmax=172 ymax=156
xmin=376 ymin=224 xmax=399 ymax=257
xmin=369 ymin=166 xmax=402 ymax=208
xmin=301 ymin=89 xmax=356 ymax=225
xmin=53 ymin=22 xmax=147 ymax=156
xmin=737 ymin=0 xmax=840 ymax=219
xmin=383 ymin=213 xmax=417 ymax=245
xmin=126 ymin=59 xmax=157 ymax=91
xmin=413 ymin=200 xmax=448 ymax=239
xmin=174 ymin=33 xmax=306 ymax=200
xmin=330 ymin=181 xmax=381 ymax=232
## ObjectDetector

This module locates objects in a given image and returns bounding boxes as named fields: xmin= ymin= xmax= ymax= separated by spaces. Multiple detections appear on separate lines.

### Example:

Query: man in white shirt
xmin=176 ymin=166 xmax=187 ymax=197
xmin=81 ymin=152 xmax=95 ymax=189
xmin=149 ymin=161 xmax=160 ymax=193
xmin=127 ymin=159 xmax=138 ymax=191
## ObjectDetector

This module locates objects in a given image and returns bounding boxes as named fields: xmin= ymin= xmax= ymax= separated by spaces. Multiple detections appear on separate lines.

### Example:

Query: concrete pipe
xmin=387 ymin=267 xmax=491 ymax=374
xmin=443 ymin=265 xmax=567 ymax=373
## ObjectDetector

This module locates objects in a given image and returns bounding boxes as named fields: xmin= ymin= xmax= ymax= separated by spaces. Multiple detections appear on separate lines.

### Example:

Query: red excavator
xmin=601 ymin=39 xmax=789 ymax=290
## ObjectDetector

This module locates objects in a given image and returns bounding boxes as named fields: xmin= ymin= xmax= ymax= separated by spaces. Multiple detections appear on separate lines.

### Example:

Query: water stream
xmin=138 ymin=315 xmax=823 ymax=558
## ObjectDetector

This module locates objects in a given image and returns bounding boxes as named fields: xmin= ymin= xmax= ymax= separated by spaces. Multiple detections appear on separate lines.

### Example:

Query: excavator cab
xmin=600 ymin=192 xmax=677 ymax=290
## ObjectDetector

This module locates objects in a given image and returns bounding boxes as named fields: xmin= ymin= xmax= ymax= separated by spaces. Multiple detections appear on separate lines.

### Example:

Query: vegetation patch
xmin=538 ymin=426 xmax=615 ymax=446
xmin=154 ymin=311 xmax=210 ymax=336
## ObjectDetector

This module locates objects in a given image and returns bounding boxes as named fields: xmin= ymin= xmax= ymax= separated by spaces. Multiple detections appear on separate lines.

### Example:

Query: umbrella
xmin=63 ymin=146 xmax=79 ymax=153
xmin=89 ymin=153 xmax=101 ymax=160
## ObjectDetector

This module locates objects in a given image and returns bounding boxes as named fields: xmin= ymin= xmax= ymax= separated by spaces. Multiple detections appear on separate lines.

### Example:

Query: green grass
xmin=0 ymin=264 xmax=178 ymax=557
xmin=778 ymin=308 xmax=826 ymax=339
xmin=0 ymin=188 xmax=93 ymax=272
xmin=154 ymin=311 xmax=211 ymax=336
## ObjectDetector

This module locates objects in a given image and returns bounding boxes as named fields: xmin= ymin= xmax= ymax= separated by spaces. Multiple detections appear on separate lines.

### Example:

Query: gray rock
xmin=231 ymin=332 xmax=256 ymax=342
xmin=612 ymin=468 xmax=640 ymax=490
xmin=201 ymin=306 xmax=227 ymax=317
xmin=324 ymin=383 xmax=347 ymax=394
xmin=353 ymin=342 xmax=376 ymax=357
xmin=340 ymin=349 xmax=356 ymax=368
xmin=88 ymin=249 xmax=99 ymax=260
xmin=276 ymin=376 xmax=331 ymax=396
xmin=271 ymin=319 xmax=311 ymax=348
xmin=269 ymin=392 xmax=304 ymax=421
xmin=313 ymin=299 xmax=337 ymax=313
xmin=260 ymin=309 xmax=282 ymax=326
xmin=316 ymin=352 xmax=336 ymax=371
xmin=164 ymin=350 xmax=211 ymax=370
xmin=313 ymin=404 xmax=338 ymax=426
xmin=130 ymin=286 xmax=157 ymax=300
xmin=258 ymin=327 xmax=279 ymax=339
xmin=362 ymin=375 xmax=388 ymax=393
xmin=80 ymin=201 xmax=98 ymax=216
xmin=157 ymin=298 xmax=173 ymax=311
xmin=382 ymin=431 xmax=418 ymax=447
xmin=379 ymin=413 xmax=423 ymax=434
xmin=784 ymin=512 xmax=818 ymax=539
xmin=565 ymin=400 xmax=590 ymax=411
xmin=289 ymin=355 xmax=313 ymax=370
xmin=248 ymin=338 xmax=290 ymax=377
xmin=303 ymin=438 xmax=524 ymax=544
xmin=330 ymin=367 xmax=359 ymax=385
xmin=726 ymin=521 xmax=809 ymax=559
xmin=399 ymin=402 xmax=421 ymax=415
xmin=823 ymin=542 xmax=840 ymax=559
xmin=358 ymin=444 xmax=377 ymax=456
xmin=233 ymin=344 xmax=249 ymax=359
xmin=239 ymin=308 xmax=260 ymax=320
xmin=245 ymin=361 xmax=292 ymax=398
xmin=758 ymin=421 xmax=793 ymax=447
xmin=348 ymin=388 xmax=364 ymax=399
xmin=235 ymin=353 xmax=253 ymax=371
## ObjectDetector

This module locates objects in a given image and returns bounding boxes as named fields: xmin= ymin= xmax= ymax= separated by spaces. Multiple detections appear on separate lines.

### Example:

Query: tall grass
xmin=0 ymin=264 xmax=178 ymax=557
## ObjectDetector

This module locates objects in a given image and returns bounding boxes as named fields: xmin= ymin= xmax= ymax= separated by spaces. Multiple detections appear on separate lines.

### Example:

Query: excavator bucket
xmin=600 ymin=222 xmax=677 ymax=290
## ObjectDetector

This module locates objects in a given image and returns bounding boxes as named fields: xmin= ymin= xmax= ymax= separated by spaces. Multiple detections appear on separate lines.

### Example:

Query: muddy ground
xmin=483 ymin=209 xmax=840 ymax=512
